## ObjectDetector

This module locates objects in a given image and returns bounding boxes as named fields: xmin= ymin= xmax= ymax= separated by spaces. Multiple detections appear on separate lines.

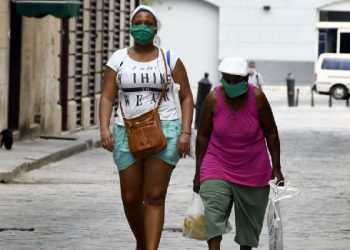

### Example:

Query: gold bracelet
xmin=181 ymin=131 xmax=191 ymax=135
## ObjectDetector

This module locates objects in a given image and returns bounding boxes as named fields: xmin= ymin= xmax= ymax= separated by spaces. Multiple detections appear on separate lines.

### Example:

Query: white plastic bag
xmin=183 ymin=193 xmax=206 ymax=240
xmin=267 ymin=180 xmax=300 ymax=250
xmin=267 ymin=198 xmax=283 ymax=250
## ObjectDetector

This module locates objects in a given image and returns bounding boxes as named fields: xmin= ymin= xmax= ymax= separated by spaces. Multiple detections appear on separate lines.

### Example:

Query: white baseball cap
xmin=218 ymin=57 xmax=248 ymax=76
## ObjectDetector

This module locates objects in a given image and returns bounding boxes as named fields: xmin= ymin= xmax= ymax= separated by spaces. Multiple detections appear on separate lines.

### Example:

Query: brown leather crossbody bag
xmin=120 ymin=49 xmax=168 ymax=159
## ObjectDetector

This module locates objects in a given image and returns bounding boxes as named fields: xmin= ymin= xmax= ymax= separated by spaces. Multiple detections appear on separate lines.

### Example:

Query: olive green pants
xmin=199 ymin=179 xmax=270 ymax=247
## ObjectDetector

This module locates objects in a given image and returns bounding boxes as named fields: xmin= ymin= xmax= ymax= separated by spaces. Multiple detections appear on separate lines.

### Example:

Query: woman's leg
xmin=119 ymin=161 xmax=145 ymax=250
xmin=240 ymin=245 xmax=252 ymax=250
xmin=208 ymin=235 xmax=222 ymax=250
xmin=232 ymin=184 xmax=270 ymax=249
xmin=143 ymin=157 xmax=173 ymax=250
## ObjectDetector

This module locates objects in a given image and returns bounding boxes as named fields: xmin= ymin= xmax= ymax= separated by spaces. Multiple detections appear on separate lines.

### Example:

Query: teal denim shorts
xmin=113 ymin=119 xmax=181 ymax=171
xmin=199 ymin=179 xmax=270 ymax=247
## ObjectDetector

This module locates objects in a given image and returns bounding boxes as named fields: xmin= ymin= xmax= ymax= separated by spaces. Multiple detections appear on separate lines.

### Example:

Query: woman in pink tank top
xmin=193 ymin=57 xmax=284 ymax=250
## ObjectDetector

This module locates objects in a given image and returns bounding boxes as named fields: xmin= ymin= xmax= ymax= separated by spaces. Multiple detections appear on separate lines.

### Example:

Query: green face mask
xmin=130 ymin=24 xmax=155 ymax=45
xmin=220 ymin=78 xmax=248 ymax=98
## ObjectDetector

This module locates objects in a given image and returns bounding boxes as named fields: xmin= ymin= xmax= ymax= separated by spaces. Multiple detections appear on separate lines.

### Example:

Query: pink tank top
xmin=200 ymin=84 xmax=272 ymax=187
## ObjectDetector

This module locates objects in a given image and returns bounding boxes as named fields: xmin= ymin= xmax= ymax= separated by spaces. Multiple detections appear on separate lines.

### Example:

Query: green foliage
xmin=141 ymin=0 xmax=163 ymax=6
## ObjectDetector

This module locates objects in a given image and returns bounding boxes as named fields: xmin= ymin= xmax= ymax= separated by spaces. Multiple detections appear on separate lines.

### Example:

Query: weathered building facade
xmin=0 ymin=0 xmax=138 ymax=139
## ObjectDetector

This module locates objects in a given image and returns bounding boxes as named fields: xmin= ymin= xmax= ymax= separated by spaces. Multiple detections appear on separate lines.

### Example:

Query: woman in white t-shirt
xmin=99 ymin=5 xmax=194 ymax=250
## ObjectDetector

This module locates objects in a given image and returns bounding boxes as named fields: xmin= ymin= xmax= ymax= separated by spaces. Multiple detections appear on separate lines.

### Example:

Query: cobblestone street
xmin=0 ymin=90 xmax=349 ymax=249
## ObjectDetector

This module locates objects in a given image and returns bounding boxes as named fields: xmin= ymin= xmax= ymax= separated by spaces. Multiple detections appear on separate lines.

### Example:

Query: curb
xmin=0 ymin=139 xmax=101 ymax=183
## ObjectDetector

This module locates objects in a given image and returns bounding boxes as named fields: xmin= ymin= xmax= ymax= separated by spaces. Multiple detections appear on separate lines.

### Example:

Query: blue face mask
xmin=220 ymin=78 xmax=248 ymax=98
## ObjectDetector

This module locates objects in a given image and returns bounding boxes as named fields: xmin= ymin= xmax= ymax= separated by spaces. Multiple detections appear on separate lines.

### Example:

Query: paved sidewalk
xmin=0 ymin=129 xmax=101 ymax=183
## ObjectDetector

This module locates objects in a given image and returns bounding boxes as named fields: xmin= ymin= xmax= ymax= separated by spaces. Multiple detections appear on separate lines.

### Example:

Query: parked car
xmin=314 ymin=53 xmax=350 ymax=99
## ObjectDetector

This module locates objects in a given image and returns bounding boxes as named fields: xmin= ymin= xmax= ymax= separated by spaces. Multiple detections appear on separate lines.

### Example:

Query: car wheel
xmin=331 ymin=85 xmax=348 ymax=100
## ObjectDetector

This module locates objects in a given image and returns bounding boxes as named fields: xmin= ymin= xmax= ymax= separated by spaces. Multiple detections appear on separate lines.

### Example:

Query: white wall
xmin=152 ymin=0 xmax=220 ymax=89
xmin=218 ymin=0 xmax=332 ymax=62
xmin=150 ymin=0 xmax=338 ymax=84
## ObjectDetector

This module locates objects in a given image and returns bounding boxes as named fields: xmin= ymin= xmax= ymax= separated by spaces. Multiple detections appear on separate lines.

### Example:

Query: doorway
xmin=8 ymin=2 xmax=22 ymax=130
xmin=339 ymin=31 xmax=350 ymax=53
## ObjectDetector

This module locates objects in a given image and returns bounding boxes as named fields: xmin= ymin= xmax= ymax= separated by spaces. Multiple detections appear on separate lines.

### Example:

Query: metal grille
xmin=74 ymin=5 xmax=84 ymax=127
xmin=113 ymin=1 xmax=121 ymax=50
xmin=89 ymin=0 xmax=97 ymax=125
xmin=66 ymin=0 xmax=136 ymax=129
xmin=113 ymin=1 xmax=122 ymax=117
xmin=124 ymin=0 xmax=131 ymax=46
xmin=101 ymin=0 xmax=110 ymax=72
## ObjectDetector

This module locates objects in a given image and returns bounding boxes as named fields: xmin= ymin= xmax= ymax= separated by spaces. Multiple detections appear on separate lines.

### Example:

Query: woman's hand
xmin=272 ymin=168 xmax=284 ymax=186
xmin=172 ymin=59 xmax=194 ymax=159
xmin=193 ymin=174 xmax=200 ymax=193
xmin=100 ymin=128 xmax=114 ymax=152
xmin=177 ymin=133 xmax=191 ymax=158
xmin=99 ymin=66 xmax=117 ymax=153
xmin=256 ymin=88 xmax=284 ymax=186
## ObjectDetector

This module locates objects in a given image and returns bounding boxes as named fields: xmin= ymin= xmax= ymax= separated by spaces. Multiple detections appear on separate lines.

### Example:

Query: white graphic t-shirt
xmin=106 ymin=47 xmax=179 ymax=126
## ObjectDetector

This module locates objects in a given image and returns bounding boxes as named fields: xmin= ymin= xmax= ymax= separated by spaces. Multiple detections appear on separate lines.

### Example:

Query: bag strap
xmin=166 ymin=50 xmax=172 ymax=75
xmin=157 ymin=48 xmax=168 ymax=108
xmin=269 ymin=180 xmax=300 ymax=202
xmin=120 ymin=48 xmax=168 ymax=119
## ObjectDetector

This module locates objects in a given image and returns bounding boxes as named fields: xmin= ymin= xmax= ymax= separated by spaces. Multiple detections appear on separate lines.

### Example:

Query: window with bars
xmin=66 ymin=0 xmax=136 ymax=128
xmin=74 ymin=7 xmax=83 ymax=128
xmin=101 ymin=0 xmax=110 ymax=72
xmin=111 ymin=0 xmax=135 ymax=116
xmin=113 ymin=1 xmax=121 ymax=117
xmin=88 ymin=0 xmax=97 ymax=125
xmin=113 ymin=1 xmax=121 ymax=50
xmin=124 ymin=0 xmax=132 ymax=46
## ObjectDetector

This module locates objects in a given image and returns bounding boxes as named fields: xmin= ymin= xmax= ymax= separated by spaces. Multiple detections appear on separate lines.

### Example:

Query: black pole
xmin=286 ymin=73 xmax=295 ymax=107
xmin=295 ymin=88 xmax=299 ymax=107
xmin=195 ymin=73 xmax=212 ymax=129
xmin=328 ymin=95 xmax=332 ymax=107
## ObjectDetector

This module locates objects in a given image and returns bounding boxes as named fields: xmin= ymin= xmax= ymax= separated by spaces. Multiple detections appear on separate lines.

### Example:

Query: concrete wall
xmin=0 ymin=1 xmax=10 ymax=131
xmin=20 ymin=16 xmax=61 ymax=137
xmin=253 ymin=60 xmax=315 ymax=85
xmin=218 ymin=0 xmax=327 ymax=61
